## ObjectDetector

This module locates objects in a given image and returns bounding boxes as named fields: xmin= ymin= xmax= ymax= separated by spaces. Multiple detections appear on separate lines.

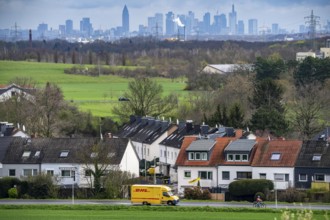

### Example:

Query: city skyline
xmin=0 ymin=0 xmax=330 ymax=33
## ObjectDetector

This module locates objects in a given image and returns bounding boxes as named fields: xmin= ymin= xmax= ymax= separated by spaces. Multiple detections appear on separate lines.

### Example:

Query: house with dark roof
xmin=252 ymin=140 xmax=302 ymax=190
xmin=116 ymin=116 xmax=177 ymax=176
xmin=1 ymin=137 xmax=139 ymax=188
xmin=0 ymin=83 xmax=35 ymax=102
xmin=0 ymin=137 xmax=14 ymax=177
xmin=295 ymin=140 xmax=330 ymax=189
xmin=0 ymin=122 xmax=29 ymax=138
xmin=158 ymin=121 xmax=203 ymax=182
xmin=201 ymin=64 xmax=252 ymax=75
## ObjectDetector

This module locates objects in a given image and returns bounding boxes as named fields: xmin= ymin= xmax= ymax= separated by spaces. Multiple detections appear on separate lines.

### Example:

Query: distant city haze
xmin=0 ymin=0 xmax=329 ymax=33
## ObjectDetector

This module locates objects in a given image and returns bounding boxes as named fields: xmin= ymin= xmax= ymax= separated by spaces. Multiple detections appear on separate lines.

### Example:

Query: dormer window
xmin=271 ymin=153 xmax=281 ymax=160
xmin=107 ymin=152 xmax=115 ymax=158
xmin=59 ymin=150 xmax=69 ymax=158
xmin=90 ymin=152 xmax=98 ymax=158
xmin=22 ymin=151 xmax=31 ymax=158
xmin=34 ymin=151 xmax=40 ymax=157
xmin=312 ymin=154 xmax=322 ymax=161
xmin=227 ymin=154 xmax=249 ymax=162
xmin=188 ymin=152 xmax=207 ymax=161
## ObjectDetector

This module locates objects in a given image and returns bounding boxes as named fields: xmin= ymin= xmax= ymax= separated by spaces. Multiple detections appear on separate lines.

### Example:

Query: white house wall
xmin=2 ymin=164 xmax=40 ymax=179
xmin=177 ymin=166 xmax=217 ymax=194
xmin=252 ymin=167 xmax=295 ymax=190
xmin=159 ymin=144 xmax=180 ymax=182
xmin=41 ymin=163 xmax=82 ymax=187
xmin=217 ymin=165 xmax=253 ymax=189
xmin=119 ymin=141 xmax=139 ymax=177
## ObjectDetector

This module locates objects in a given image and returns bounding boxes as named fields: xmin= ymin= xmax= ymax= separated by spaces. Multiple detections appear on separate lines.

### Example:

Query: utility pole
xmin=305 ymin=10 xmax=320 ymax=50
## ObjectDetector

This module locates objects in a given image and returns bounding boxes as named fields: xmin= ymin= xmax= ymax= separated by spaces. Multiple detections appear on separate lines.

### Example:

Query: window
xmin=34 ymin=151 xmax=40 ymax=157
xmin=61 ymin=170 xmax=71 ymax=177
xmin=184 ymin=171 xmax=191 ymax=178
xmin=107 ymin=152 xmax=115 ymax=158
xmin=22 ymin=151 xmax=31 ymax=158
xmin=85 ymin=169 xmax=92 ymax=177
xmin=299 ymin=174 xmax=308 ymax=182
xmin=198 ymin=171 xmax=213 ymax=180
xmin=160 ymin=150 xmax=162 ymax=157
xmin=46 ymin=170 xmax=54 ymax=176
xmin=315 ymin=174 xmax=325 ymax=181
xmin=260 ymin=173 xmax=266 ymax=179
xmin=23 ymin=169 xmax=37 ymax=176
xmin=222 ymin=171 xmax=230 ymax=180
xmin=312 ymin=154 xmax=322 ymax=161
xmin=60 ymin=151 xmax=69 ymax=158
xmin=188 ymin=152 xmax=208 ymax=161
xmin=9 ymin=169 xmax=16 ymax=176
xmin=274 ymin=173 xmax=289 ymax=181
xmin=227 ymin=154 xmax=248 ymax=162
xmin=242 ymin=154 xmax=248 ymax=161
xmin=236 ymin=172 xmax=252 ymax=179
xmin=271 ymin=153 xmax=281 ymax=160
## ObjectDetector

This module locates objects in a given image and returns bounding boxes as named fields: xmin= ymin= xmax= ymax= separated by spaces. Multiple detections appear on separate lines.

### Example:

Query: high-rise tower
xmin=166 ymin=11 xmax=175 ymax=36
xmin=229 ymin=4 xmax=237 ymax=35
xmin=122 ymin=5 xmax=129 ymax=35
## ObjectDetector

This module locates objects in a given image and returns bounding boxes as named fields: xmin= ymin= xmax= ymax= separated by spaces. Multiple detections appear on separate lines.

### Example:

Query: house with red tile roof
xmin=176 ymin=130 xmax=242 ymax=193
xmin=251 ymin=140 xmax=302 ymax=190
xmin=216 ymin=138 xmax=268 ymax=191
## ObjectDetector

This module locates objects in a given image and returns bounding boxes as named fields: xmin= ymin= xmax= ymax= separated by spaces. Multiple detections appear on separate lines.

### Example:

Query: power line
xmin=304 ymin=10 xmax=320 ymax=50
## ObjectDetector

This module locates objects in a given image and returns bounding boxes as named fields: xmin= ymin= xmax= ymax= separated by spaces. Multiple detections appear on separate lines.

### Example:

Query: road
xmin=0 ymin=199 xmax=329 ymax=210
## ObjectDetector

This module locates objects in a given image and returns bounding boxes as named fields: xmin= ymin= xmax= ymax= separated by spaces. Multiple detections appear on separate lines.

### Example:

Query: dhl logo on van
xmin=134 ymin=189 xmax=149 ymax=192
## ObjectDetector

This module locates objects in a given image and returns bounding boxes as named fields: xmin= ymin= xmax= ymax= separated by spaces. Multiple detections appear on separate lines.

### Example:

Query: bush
xmin=26 ymin=173 xmax=59 ymax=199
xmin=8 ymin=187 xmax=18 ymax=198
xmin=0 ymin=177 xmax=21 ymax=198
xmin=184 ymin=187 xmax=211 ymax=200
xmin=229 ymin=179 xmax=273 ymax=201
xmin=278 ymin=188 xmax=307 ymax=203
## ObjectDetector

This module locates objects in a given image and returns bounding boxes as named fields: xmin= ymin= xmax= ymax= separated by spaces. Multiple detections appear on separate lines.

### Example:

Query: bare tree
xmin=112 ymin=77 xmax=178 ymax=121
xmin=292 ymin=83 xmax=329 ymax=139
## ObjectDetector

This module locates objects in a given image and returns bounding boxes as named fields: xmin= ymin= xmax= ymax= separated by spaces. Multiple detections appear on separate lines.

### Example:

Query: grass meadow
xmin=0 ymin=61 xmax=187 ymax=116
xmin=1 ymin=205 xmax=329 ymax=220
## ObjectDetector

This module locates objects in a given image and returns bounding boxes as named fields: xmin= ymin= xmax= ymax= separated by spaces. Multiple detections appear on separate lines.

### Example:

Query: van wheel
xmin=167 ymin=201 xmax=173 ymax=206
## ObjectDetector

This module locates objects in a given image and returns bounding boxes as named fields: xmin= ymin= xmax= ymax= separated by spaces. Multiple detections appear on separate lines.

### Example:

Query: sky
xmin=0 ymin=0 xmax=329 ymax=32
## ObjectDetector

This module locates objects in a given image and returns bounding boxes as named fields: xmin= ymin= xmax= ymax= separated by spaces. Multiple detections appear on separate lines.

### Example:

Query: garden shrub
xmin=229 ymin=179 xmax=273 ymax=201
xmin=26 ymin=173 xmax=58 ymax=199
xmin=0 ymin=177 xmax=21 ymax=198
xmin=8 ymin=187 xmax=18 ymax=198
xmin=184 ymin=187 xmax=211 ymax=200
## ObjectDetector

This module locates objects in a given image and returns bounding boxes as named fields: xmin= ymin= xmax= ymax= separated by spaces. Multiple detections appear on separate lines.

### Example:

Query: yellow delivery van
xmin=131 ymin=184 xmax=179 ymax=206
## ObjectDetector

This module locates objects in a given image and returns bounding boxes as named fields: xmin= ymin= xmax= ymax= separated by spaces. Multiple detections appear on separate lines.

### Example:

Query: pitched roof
xmin=2 ymin=137 xmax=130 ymax=165
xmin=186 ymin=139 xmax=216 ymax=151
xmin=175 ymin=136 xmax=237 ymax=167
xmin=224 ymin=139 xmax=256 ymax=152
xmin=0 ymin=83 xmax=35 ymax=96
xmin=159 ymin=123 xmax=201 ymax=149
xmin=252 ymin=140 xmax=302 ymax=167
xmin=0 ymin=137 xmax=14 ymax=162
xmin=295 ymin=140 xmax=330 ymax=168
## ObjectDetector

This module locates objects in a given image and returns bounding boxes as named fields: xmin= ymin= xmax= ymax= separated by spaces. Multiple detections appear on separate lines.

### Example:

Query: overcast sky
xmin=0 ymin=0 xmax=329 ymax=32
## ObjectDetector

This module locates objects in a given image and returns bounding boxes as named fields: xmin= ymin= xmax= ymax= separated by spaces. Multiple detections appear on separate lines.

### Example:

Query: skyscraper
xmin=248 ymin=19 xmax=258 ymax=35
xmin=166 ymin=11 xmax=175 ymax=36
xmin=202 ymin=12 xmax=211 ymax=33
xmin=148 ymin=13 xmax=163 ymax=36
xmin=80 ymin=17 xmax=93 ymax=36
xmin=65 ymin=19 xmax=73 ymax=35
xmin=272 ymin=23 xmax=279 ymax=35
xmin=122 ymin=5 xmax=129 ymax=35
xmin=229 ymin=4 xmax=237 ymax=35
xmin=237 ymin=20 xmax=244 ymax=35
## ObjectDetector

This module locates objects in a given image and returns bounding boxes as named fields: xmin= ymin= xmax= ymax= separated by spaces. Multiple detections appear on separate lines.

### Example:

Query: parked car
xmin=118 ymin=97 xmax=130 ymax=101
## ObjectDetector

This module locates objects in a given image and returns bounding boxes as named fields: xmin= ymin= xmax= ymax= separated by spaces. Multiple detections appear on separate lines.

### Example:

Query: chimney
xmin=201 ymin=125 xmax=209 ymax=135
xmin=29 ymin=29 xmax=32 ymax=48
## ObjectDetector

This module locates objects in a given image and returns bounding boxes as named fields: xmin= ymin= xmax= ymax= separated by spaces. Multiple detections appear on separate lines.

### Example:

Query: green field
xmin=1 ymin=205 xmax=329 ymax=220
xmin=0 ymin=61 xmax=187 ymax=116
